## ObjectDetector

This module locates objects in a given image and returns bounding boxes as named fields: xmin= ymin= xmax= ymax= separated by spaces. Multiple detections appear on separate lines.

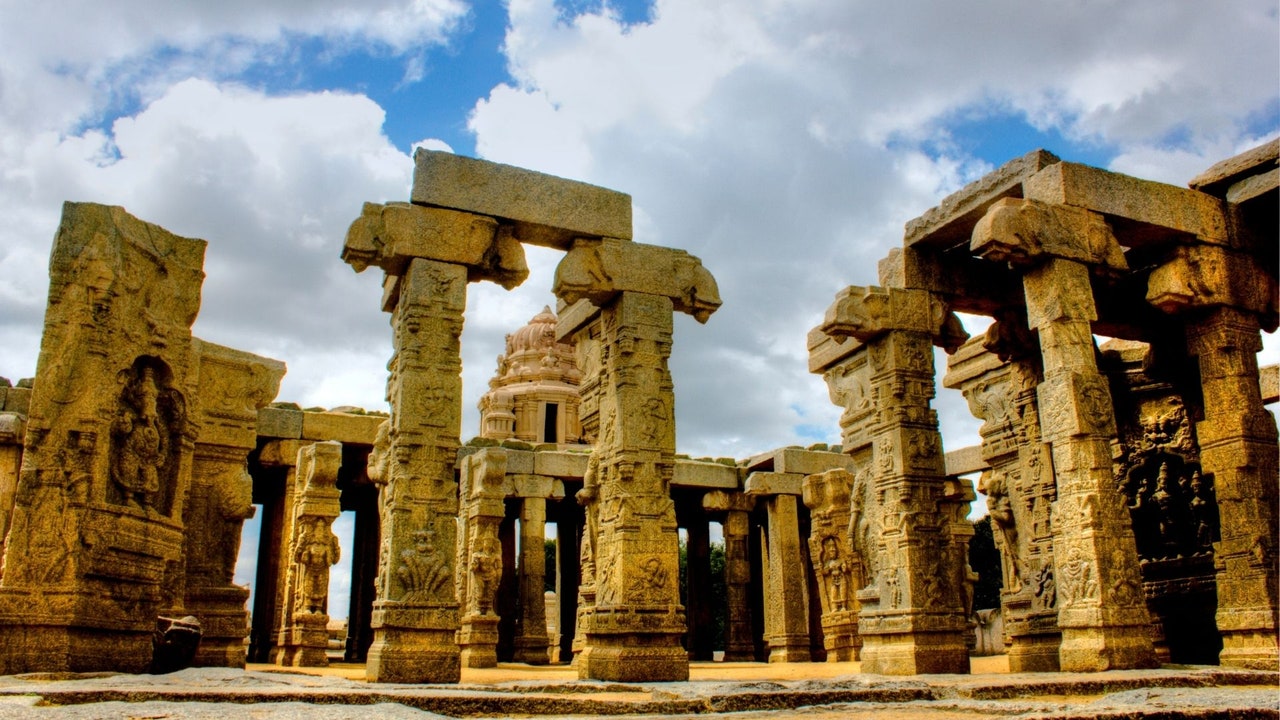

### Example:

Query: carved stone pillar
xmin=974 ymin=198 xmax=1156 ymax=671
xmin=802 ymin=469 xmax=862 ymax=661
xmin=744 ymin=473 xmax=810 ymax=663
xmin=813 ymin=284 xmax=971 ymax=675
xmin=945 ymin=326 xmax=1062 ymax=671
xmin=704 ymin=491 xmax=755 ymax=661
xmin=1187 ymin=309 xmax=1278 ymax=668
xmin=248 ymin=439 xmax=303 ymax=663
xmin=186 ymin=341 xmax=284 ymax=668
xmin=343 ymin=198 xmax=528 ymax=683
xmin=1147 ymin=242 xmax=1279 ymax=670
xmin=274 ymin=441 xmax=343 ymax=667
xmin=456 ymin=448 xmax=507 ymax=668
xmin=552 ymin=236 xmax=719 ymax=681
xmin=0 ymin=409 xmax=25 ymax=558
xmin=513 ymin=495 xmax=551 ymax=664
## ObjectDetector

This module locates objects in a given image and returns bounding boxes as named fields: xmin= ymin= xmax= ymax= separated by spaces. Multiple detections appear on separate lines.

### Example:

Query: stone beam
xmin=971 ymin=197 xmax=1127 ymax=273
xmin=1146 ymin=244 xmax=1279 ymax=332
xmin=411 ymin=150 xmax=632 ymax=249
xmin=743 ymin=471 xmax=804 ymax=497
xmin=341 ymin=202 xmax=527 ymax=290
xmin=743 ymin=447 xmax=857 ymax=476
xmin=553 ymin=238 xmax=721 ymax=323
xmin=819 ymin=285 xmax=968 ymax=352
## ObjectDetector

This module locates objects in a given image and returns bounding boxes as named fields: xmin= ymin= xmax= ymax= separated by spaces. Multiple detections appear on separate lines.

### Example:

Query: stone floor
xmin=0 ymin=659 xmax=1274 ymax=719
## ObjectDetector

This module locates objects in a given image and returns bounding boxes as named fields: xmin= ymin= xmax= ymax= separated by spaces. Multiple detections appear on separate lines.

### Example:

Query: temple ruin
xmin=0 ymin=141 xmax=1275 ymax=681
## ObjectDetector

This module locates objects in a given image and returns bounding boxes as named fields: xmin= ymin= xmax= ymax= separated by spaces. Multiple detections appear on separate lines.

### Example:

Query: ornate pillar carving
xmin=552 ymin=236 xmax=720 ymax=681
xmin=1147 ymin=243 xmax=1279 ymax=670
xmin=704 ymin=490 xmax=755 ymax=662
xmin=456 ymin=448 xmax=508 ymax=668
xmin=813 ymin=284 xmax=971 ymax=675
xmin=513 ymin=494 xmax=551 ymax=664
xmin=802 ymin=469 xmax=863 ymax=661
xmin=974 ymin=197 xmax=1156 ymax=671
xmin=273 ymin=441 xmax=343 ymax=667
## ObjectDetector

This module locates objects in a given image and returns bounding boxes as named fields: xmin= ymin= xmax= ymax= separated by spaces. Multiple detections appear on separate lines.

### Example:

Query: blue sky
xmin=1 ymin=0 xmax=1277 ymax=619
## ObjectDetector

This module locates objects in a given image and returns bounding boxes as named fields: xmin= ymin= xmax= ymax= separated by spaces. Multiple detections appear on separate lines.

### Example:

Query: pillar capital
xmin=552 ymin=237 xmax=721 ymax=323
xmin=342 ymin=201 xmax=528 ymax=290
xmin=1146 ymin=244 xmax=1279 ymax=332
xmin=971 ymin=197 xmax=1127 ymax=273
xmin=818 ymin=285 xmax=967 ymax=351
xmin=702 ymin=489 xmax=754 ymax=514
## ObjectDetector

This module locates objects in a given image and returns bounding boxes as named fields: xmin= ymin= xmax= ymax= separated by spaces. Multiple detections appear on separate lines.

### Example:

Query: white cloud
xmin=468 ymin=0 xmax=1279 ymax=459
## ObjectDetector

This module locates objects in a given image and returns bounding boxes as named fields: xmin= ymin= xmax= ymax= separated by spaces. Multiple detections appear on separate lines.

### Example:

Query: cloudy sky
xmin=2 ymin=1 xmax=1277 ymax=613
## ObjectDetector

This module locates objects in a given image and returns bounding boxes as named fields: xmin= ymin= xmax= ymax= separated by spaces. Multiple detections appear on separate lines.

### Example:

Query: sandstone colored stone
xmin=2 ymin=386 xmax=29 ymax=415
xmin=554 ymin=237 xmax=721 ymax=323
xmin=743 ymin=471 xmax=804 ymax=497
xmin=1189 ymin=138 xmax=1279 ymax=195
xmin=532 ymin=450 xmax=588 ymax=478
xmin=672 ymin=459 xmax=739 ymax=489
xmin=943 ymin=444 xmax=985 ymax=477
xmin=257 ymin=405 xmax=303 ymax=439
xmin=1261 ymin=364 xmax=1279 ymax=405
xmin=411 ymin=149 xmax=633 ymax=248
xmin=300 ymin=410 xmax=384 ymax=446
xmin=745 ymin=447 xmax=857 ymax=476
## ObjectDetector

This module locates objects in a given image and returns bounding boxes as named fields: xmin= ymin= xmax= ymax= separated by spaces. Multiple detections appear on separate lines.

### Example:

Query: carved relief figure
xmin=819 ymin=536 xmax=851 ymax=613
xmin=468 ymin=535 xmax=502 ymax=615
xmin=1058 ymin=545 xmax=1096 ymax=604
xmin=397 ymin=529 xmax=450 ymax=603
xmin=295 ymin=517 xmax=341 ymax=614
xmin=1033 ymin=562 xmax=1056 ymax=610
xmin=979 ymin=469 xmax=1022 ymax=591
xmin=110 ymin=362 xmax=182 ymax=511
xmin=626 ymin=557 xmax=669 ymax=602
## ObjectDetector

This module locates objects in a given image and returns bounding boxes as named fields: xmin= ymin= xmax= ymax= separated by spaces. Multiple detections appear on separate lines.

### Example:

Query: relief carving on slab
xmin=397 ymin=528 xmax=451 ymax=604
xmin=467 ymin=535 xmax=502 ymax=616
xmin=294 ymin=516 xmax=341 ymax=614
xmin=109 ymin=358 xmax=185 ymax=514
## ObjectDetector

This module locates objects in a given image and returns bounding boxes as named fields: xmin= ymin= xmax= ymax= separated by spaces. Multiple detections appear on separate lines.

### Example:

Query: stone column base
xmin=1008 ymin=633 xmax=1062 ymax=672
xmin=275 ymin=613 xmax=330 ymax=667
xmin=821 ymin=612 xmax=860 ymax=661
xmin=767 ymin=633 xmax=813 ymax=663
xmin=512 ymin=634 xmax=551 ymax=665
xmin=459 ymin=614 xmax=500 ymax=668
xmin=860 ymin=631 xmax=970 ymax=675
xmin=1059 ymin=626 xmax=1160 ymax=672
xmin=186 ymin=586 xmax=251 ymax=668
xmin=1219 ymin=632 xmax=1279 ymax=671
xmin=366 ymin=628 xmax=461 ymax=683
xmin=577 ymin=635 xmax=690 ymax=681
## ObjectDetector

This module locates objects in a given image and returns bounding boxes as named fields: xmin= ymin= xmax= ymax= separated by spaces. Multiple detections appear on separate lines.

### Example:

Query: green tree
xmin=544 ymin=538 xmax=556 ymax=592
xmin=969 ymin=515 xmax=1003 ymax=610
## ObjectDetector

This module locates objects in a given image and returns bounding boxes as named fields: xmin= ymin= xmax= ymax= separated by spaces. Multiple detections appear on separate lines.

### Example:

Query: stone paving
xmin=0 ymin=660 xmax=1274 ymax=719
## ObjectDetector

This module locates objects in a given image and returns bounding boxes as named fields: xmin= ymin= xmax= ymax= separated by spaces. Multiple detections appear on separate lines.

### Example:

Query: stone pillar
xmin=343 ymin=198 xmax=528 ymax=683
xmin=813 ymin=284 xmax=972 ymax=675
xmin=0 ymin=409 xmax=26 ymax=558
xmin=945 ymin=325 xmax=1062 ymax=671
xmin=685 ymin=511 xmax=715 ymax=661
xmin=274 ymin=441 xmax=343 ymax=667
xmin=186 ymin=341 xmax=284 ymax=668
xmin=456 ymin=448 xmax=508 ymax=669
xmin=248 ymin=440 xmax=302 ymax=663
xmin=704 ymin=491 xmax=755 ymax=661
xmin=974 ymin=197 xmax=1156 ymax=671
xmin=744 ymin=473 xmax=810 ymax=663
xmin=802 ymin=469 xmax=862 ymax=661
xmin=513 ymin=495 xmax=551 ymax=664
xmin=552 ymin=237 xmax=720 ymax=681
xmin=1147 ymin=243 xmax=1280 ymax=670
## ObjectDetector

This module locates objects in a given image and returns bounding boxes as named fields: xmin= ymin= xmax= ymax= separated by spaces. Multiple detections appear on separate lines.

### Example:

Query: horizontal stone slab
xmin=257 ymin=406 xmax=303 ymax=439
xmin=744 ymin=447 xmax=855 ymax=476
xmin=944 ymin=445 xmax=986 ymax=477
xmin=412 ymin=150 xmax=632 ymax=249
xmin=1262 ymin=364 xmax=1279 ymax=405
xmin=301 ymin=411 xmax=385 ymax=446
xmin=743 ymin=471 xmax=804 ymax=496
xmin=672 ymin=459 xmax=739 ymax=489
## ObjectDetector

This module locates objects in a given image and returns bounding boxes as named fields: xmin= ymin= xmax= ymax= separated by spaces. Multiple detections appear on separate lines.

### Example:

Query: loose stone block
xmin=258 ymin=406 xmax=303 ymax=439
xmin=412 ymin=149 xmax=633 ymax=248
xmin=300 ymin=410 xmax=384 ymax=446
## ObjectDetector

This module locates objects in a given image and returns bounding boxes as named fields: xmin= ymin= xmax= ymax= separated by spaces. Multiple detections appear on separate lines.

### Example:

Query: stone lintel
xmin=511 ymin=473 xmax=561 ymax=499
xmin=553 ymin=238 xmax=721 ymax=323
xmin=258 ymin=406 xmax=304 ymax=439
xmin=2 ymin=386 xmax=30 ymax=416
xmin=971 ymin=197 xmax=1127 ymax=272
xmin=1025 ymin=162 xmax=1230 ymax=248
xmin=702 ymin=489 xmax=754 ymax=513
xmin=258 ymin=439 xmax=304 ymax=467
xmin=940 ymin=335 xmax=1005 ymax=391
xmin=1146 ymin=244 xmax=1279 ymax=331
xmin=672 ymin=459 xmax=739 ymax=490
xmin=1226 ymin=167 xmax=1279 ymax=205
xmin=743 ymin=446 xmax=857 ymax=476
xmin=554 ymin=298 xmax=600 ymax=343
xmin=342 ymin=202 xmax=528 ymax=291
xmin=192 ymin=338 xmax=286 ymax=449
xmin=531 ymin=450 xmax=588 ymax=478
xmin=743 ymin=471 xmax=804 ymax=497
xmin=904 ymin=149 xmax=1062 ymax=250
xmin=301 ymin=411 xmax=386 ymax=446
xmin=943 ymin=445 xmax=986 ymax=477
xmin=1189 ymin=139 xmax=1280 ymax=197
xmin=411 ymin=149 xmax=632 ymax=249
xmin=1261 ymin=364 xmax=1279 ymax=405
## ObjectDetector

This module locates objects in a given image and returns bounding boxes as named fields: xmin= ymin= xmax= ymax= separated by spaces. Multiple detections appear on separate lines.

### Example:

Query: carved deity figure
xmin=397 ymin=529 xmax=450 ymax=603
xmin=112 ymin=366 xmax=165 ymax=506
xmin=468 ymin=536 xmax=502 ymax=615
xmin=295 ymin=516 xmax=341 ymax=614
xmin=577 ymin=451 xmax=601 ymax=590
xmin=979 ymin=469 xmax=1022 ymax=591
xmin=819 ymin=535 xmax=851 ymax=613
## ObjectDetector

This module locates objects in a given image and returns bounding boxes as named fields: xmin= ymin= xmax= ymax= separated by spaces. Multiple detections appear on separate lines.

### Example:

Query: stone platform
xmin=0 ymin=662 xmax=1274 ymax=719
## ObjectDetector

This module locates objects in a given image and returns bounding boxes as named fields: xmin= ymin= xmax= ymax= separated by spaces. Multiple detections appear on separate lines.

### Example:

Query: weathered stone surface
xmin=257 ymin=406 xmax=303 ymax=439
xmin=300 ymin=410 xmax=384 ymax=446
xmin=1189 ymin=138 xmax=1279 ymax=196
xmin=554 ymin=238 xmax=721 ymax=323
xmin=342 ymin=201 xmax=527 ymax=289
xmin=1024 ymin=161 xmax=1230 ymax=247
xmin=971 ymin=198 xmax=1127 ymax=273
xmin=1146 ymin=243 xmax=1278 ymax=332
xmin=411 ymin=149 xmax=633 ymax=248
xmin=672 ymin=459 xmax=739 ymax=489
xmin=802 ymin=469 xmax=862 ymax=661
xmin=942 ymin=445 xmax=985 ymax=477
xmin=905 ymin=149 xmax=1061 ymax=249
xmin=1261 ymin=363 xmax=1279 ymax=405
xmin=744 ymin=447 xmax=857 ymax=476
xmin=531 ymin=450 xmax=588 ymax=478
xmin=743 ymin=471 xmax=804 ymax=497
